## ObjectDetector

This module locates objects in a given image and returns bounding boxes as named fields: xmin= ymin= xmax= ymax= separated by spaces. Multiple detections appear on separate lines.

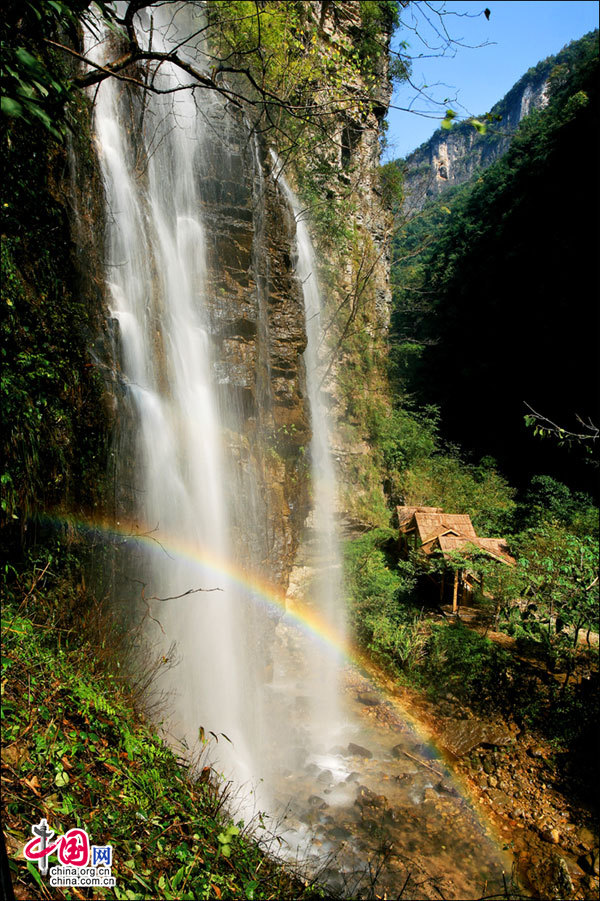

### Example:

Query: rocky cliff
xmin=193 ymin=107 xmax=312 ymax=586
xmin=102 ymin=0 xmax=396 ymax=593
xmin=1 ymin=1 xmax=394 ymax=590
xmin=295 ymin=0 xmax=395 ymax=530
xmin=197 ymin=0 xmax=395 ymax=583
xmin=401 ymin=34 xmax=597 ymax=212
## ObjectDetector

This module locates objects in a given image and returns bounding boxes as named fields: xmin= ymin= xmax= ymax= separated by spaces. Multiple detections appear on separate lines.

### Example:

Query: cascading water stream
xmin=86 ymin=3 xmax=345 ymax=817
xmin=87 ymin=4 xmax=258 ymax=794
xmin=270 ymin=156 xmax=345 ymax=742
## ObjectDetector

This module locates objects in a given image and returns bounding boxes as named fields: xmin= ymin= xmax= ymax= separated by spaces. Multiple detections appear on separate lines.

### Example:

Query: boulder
xmin=357 ymin=691 xmax=380 ymax=707
xmin=346 ymin=742 xmax=373 ymax=759
xmin=440 ymin=719 xmax=513 ymax=757
xmin=355 ymin=785 xmax=388 ymax=810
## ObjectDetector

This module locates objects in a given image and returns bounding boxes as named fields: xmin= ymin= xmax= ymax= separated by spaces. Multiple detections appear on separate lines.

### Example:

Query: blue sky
xmin=384 ymin=0 xmax=599 ymax=159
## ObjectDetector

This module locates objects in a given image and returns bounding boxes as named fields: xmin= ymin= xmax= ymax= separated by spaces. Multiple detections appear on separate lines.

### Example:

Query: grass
xmin=1 ymin=552 xmax=326 ymax=901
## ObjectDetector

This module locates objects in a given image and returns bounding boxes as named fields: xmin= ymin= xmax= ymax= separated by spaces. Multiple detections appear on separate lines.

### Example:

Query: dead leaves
xmin=22 ymin=774 xmax=42 ymax=797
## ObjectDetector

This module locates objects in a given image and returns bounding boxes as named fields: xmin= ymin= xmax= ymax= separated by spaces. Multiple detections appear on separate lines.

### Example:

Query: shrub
xmin=344 ymin=528 xmax=424 ymax=669
xmin=417 ymin=621 xmax=513 ymax=705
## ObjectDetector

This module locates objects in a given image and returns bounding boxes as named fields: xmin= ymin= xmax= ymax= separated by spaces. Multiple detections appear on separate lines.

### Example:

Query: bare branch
xmin=148 ymin=587 xmax=223 ymax=603
xmin=524 ymin=402 xmax=599 ymax=444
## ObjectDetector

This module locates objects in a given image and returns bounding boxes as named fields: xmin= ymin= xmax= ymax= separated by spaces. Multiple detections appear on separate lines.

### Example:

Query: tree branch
xmin=524 ymin=402 xmax=599 ymax=444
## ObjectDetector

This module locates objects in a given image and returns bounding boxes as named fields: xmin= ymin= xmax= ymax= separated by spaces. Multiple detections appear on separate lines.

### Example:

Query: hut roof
xmin=476 ymin=537 xmax=515 ymax=566
xmin=414 ymin=511 xmax=477 ymax=543
xmin=398 ymin=506 xmax=514 ymax=566
xmin=396 ymin=505 xmax=442 ymax=527
xmin=422 ymin=533 xmax=515 ymax=566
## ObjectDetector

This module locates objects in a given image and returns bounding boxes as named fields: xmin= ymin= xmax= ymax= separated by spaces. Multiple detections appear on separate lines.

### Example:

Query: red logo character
xmin=57 ymin=829 xmax=90 ymax=867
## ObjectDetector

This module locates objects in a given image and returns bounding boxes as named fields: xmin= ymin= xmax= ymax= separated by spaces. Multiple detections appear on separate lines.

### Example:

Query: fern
xmin=71 ymin=680 xmax=117 ymax=717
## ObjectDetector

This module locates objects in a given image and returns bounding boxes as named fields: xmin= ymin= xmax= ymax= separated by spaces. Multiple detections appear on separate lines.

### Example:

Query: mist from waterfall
xmin=86 ymin=2 xmax=345 ymax=820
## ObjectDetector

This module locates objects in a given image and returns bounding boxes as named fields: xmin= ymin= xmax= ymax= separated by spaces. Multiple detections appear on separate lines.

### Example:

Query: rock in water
xmin=317 ymin=769 xmax=333 ymax=784
xmin=346 ymin=742 xmax=373 ymax=759
xmin=355 ymin=785 xmax=388 ymax=809
xmin=550 ymin=856 xmax=574 ymax=899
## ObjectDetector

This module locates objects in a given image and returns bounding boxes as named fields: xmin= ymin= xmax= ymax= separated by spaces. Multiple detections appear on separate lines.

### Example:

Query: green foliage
xmin=505 ymin=524 xmax=599 ymax=646
xmin=440 ymin=107 xmax=457 ymax=130
xmin=357 ymin=0 xmax=402 ymax=79
xmin=211 ymin=1 xmax=394 ymax=134
xmin=377 ymin=159 xmax=404 ymax=209
xmin=210 ymin=1 xmax=397 ymax=248
xmin=295 ymin=158 xmax=356 ymax=249
xmin=401 ymin=453 xmax=517 ymax=535
xmin=519 ymin=475 xmax=598 ymax=536
xmin=1 ymin=554 xmax=323 ymax=901
xmin=363 ymin=398 xmax=516 ymax=534
xmin=0 ymin=1 xmax=118 ymax=140
xmin=417 ymin=622 xmax=513 ymax=704
xmin=344 ymin=528 xmax=425 ymax=669
xmin=0 ymin=1 xmax=79 ymax=139
xmin=523 ymin=410 xmax=598 ymax=463
xmin=216 ymin=823 xmax=240 ymax=859
xmin=1 ymin=9 xmax=108 ymax=538
xmin=415 ymin=620 xmax=599 ymax=752
xmin=389 ymin=180 xmax=468 ymax=388
xmin=1 ymin=167 xmax=106 ymax=527
xmin=366 ymin=403 xmax=439 ymax=472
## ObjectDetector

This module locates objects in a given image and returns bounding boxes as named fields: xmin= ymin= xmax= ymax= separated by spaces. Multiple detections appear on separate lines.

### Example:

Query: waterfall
xmin=87 ymin=4 xmax=254 ymax=787
xmin=86 ymin=3 xmax=344 ymax=815
xmin=271 ymin=157 xmax=345 ymax=740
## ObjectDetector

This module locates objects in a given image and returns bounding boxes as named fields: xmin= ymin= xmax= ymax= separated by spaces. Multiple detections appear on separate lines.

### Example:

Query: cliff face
xmin=317 ymin=0 xmax=393 ymax=330
xmin=297 ymin=0 xmax=394 ymax=529
xmin=2 ymin=2 xmax=394 ymax=587
xmin=403 ymin=71 xmax=551 ymax=212
xmin=184 ymin=1 xmax=393 ymax=582
xmin=102 ymin=1 xmax=395 ymax=590
xmin=194 ymin=104 xmax=311 ymax=586
xmin=402 ymin=31 xmax=600 ymax=212
xmin=0 ymin=89 xmax=111 ymax=551
xmin=213 ymin=0 xmax=396 ymax=575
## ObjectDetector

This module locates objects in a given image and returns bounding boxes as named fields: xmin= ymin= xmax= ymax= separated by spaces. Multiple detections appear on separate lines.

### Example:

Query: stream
xmin=245 ymin=617 xmax=513 ymax=900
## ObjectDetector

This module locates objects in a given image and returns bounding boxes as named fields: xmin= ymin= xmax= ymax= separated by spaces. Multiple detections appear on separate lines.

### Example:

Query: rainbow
xmin=34 ymin=510 xmax=510 ymax=858
xmin=36 ymin=511 xmax=455 ymax=739
xmin=40 ymin=512 xmax=354 ymax=660
xmin=37 ymin=511 xmax=426 ymax=723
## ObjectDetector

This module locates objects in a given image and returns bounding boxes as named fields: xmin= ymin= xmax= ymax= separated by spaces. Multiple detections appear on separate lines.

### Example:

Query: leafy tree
xmin=0 ymin=1 xmax=116 ymax=138
xmin=344 ymin=528 xmax=425 ymax=669
xmin=1 ymin=1 xmax=405 ymax=156
xmin=508 ymin=524 xmax=599 ymax=649
xmin=400 ymin=453 xmax=516 ymax=535
xmin=519 ymin=474 xmax=598 ymax=536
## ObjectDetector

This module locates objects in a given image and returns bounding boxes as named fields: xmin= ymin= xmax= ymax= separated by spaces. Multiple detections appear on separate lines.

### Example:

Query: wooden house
xmin=397 ymin=506 xmax=515 ymax=613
